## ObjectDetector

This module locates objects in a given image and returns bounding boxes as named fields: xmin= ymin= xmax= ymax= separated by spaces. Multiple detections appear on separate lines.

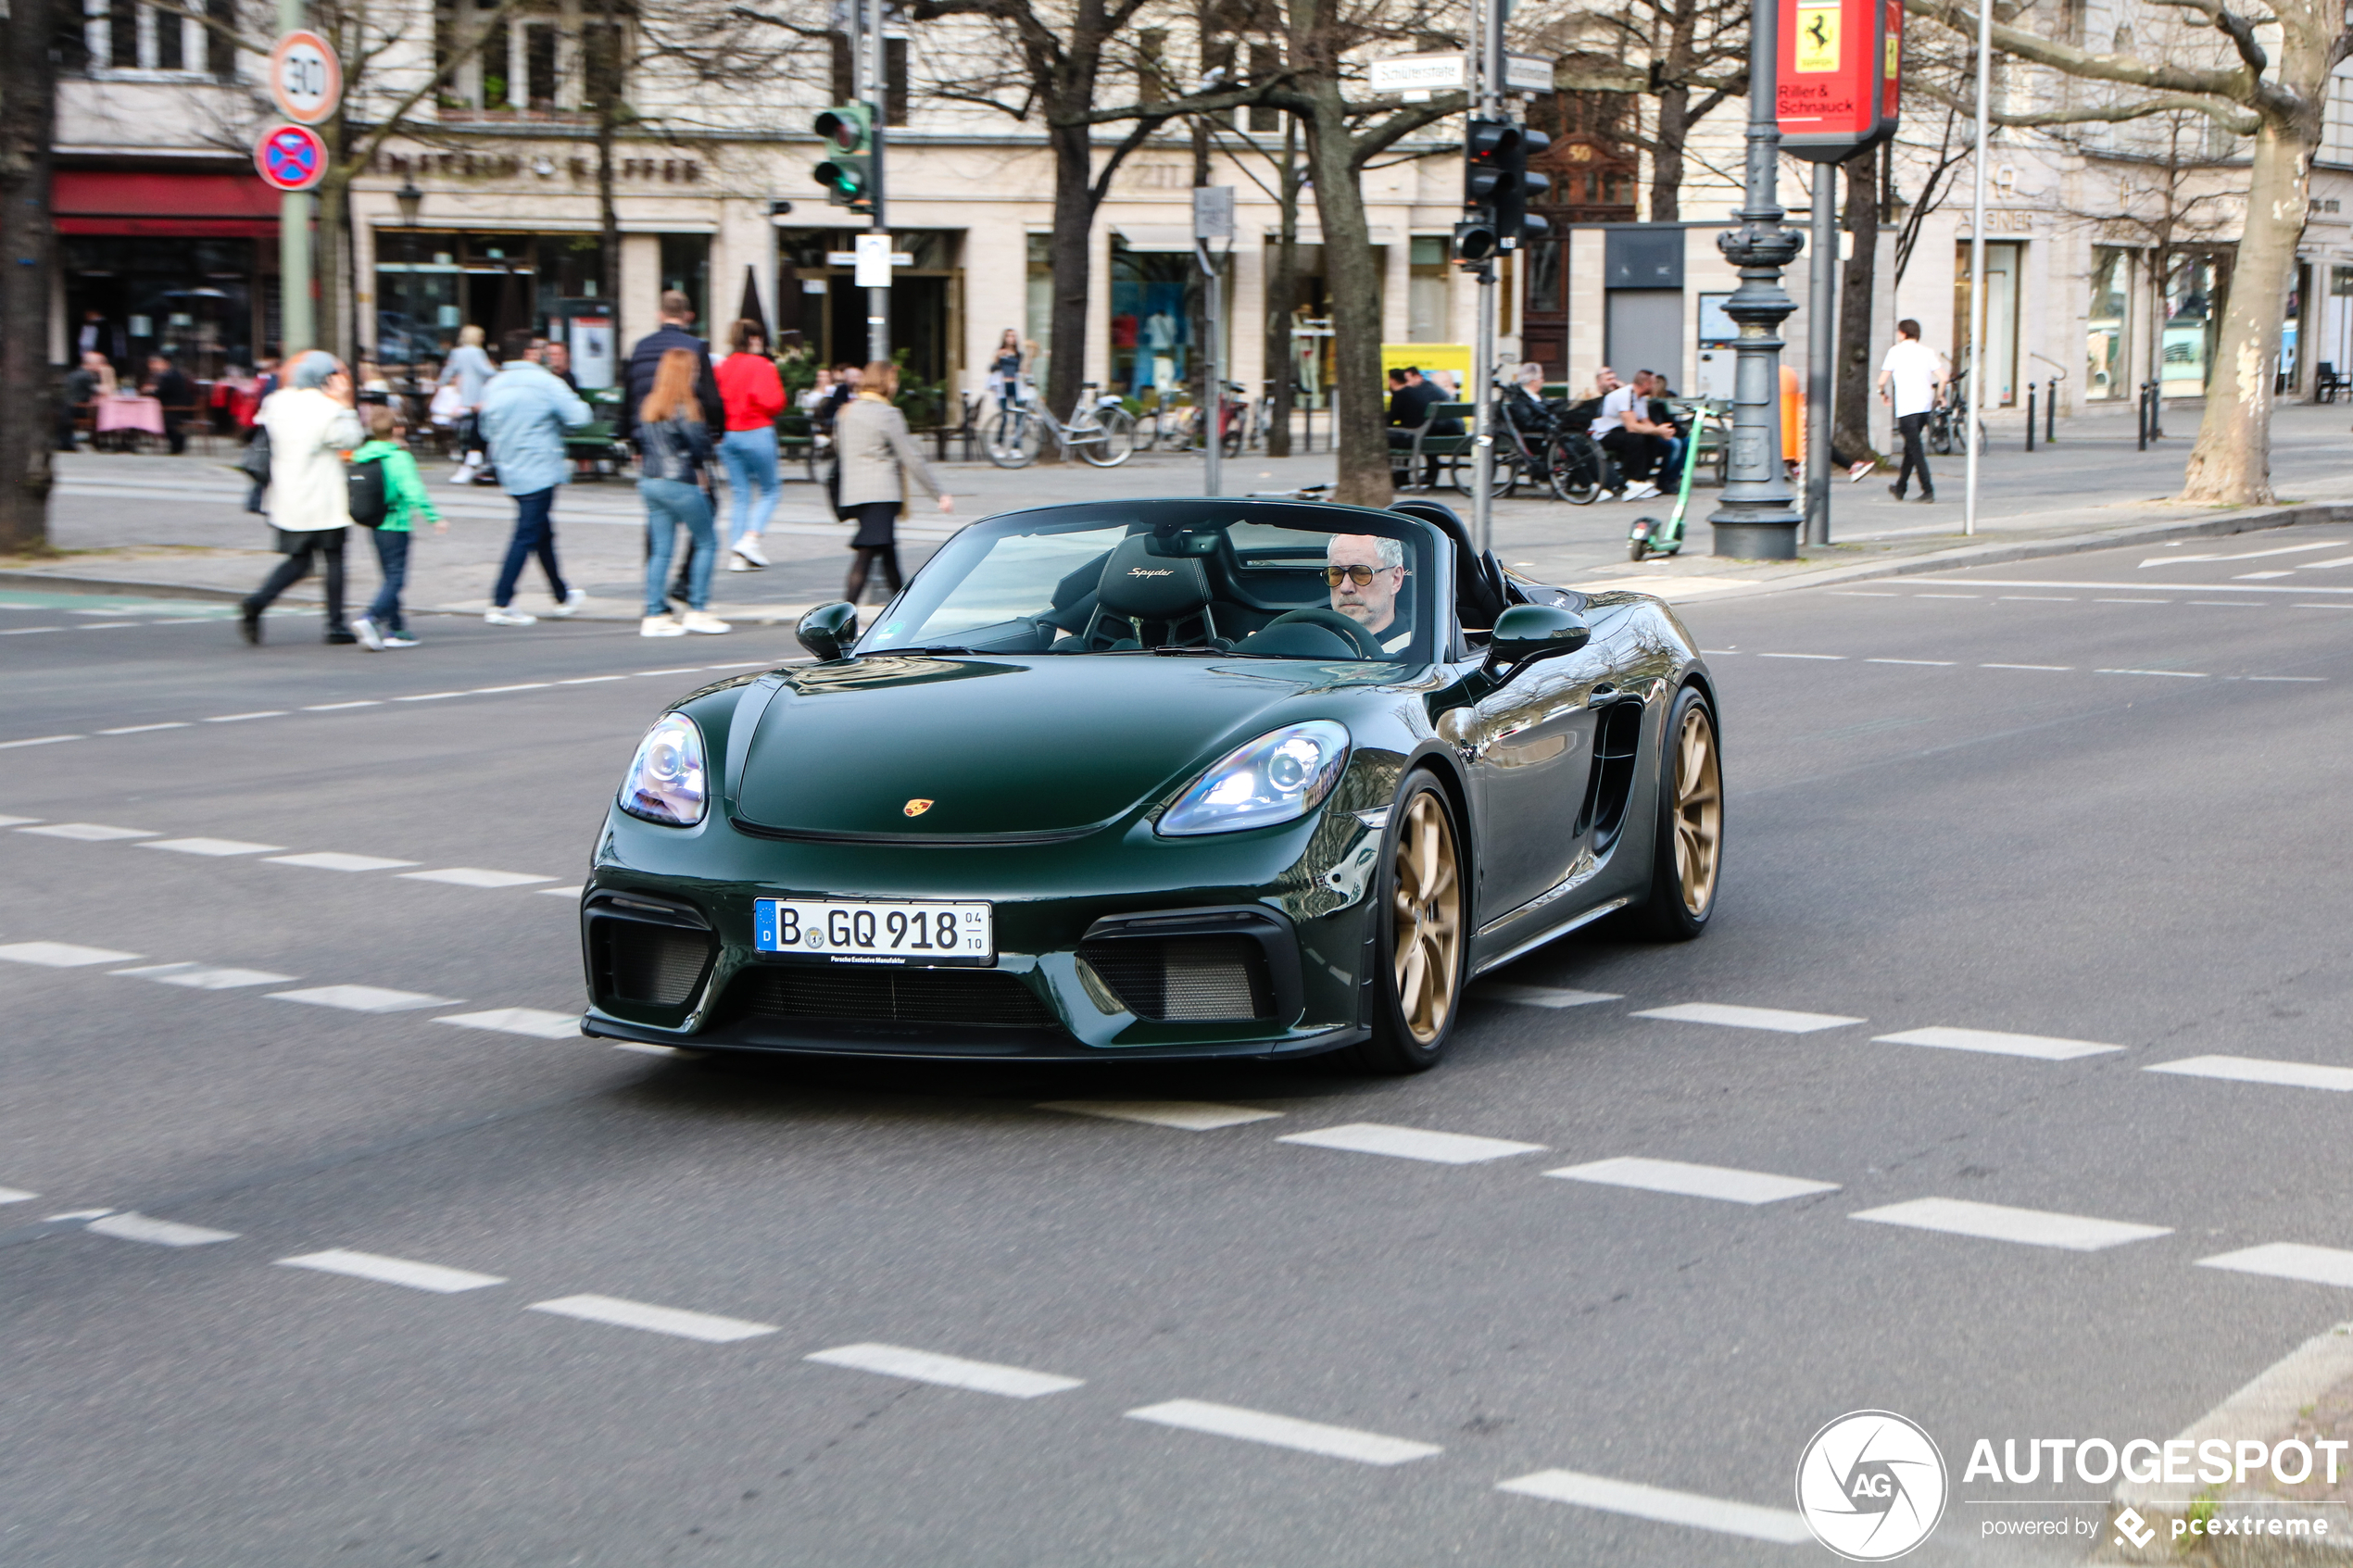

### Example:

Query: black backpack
xmin=347 ymin=455 xmax=389 ymax=529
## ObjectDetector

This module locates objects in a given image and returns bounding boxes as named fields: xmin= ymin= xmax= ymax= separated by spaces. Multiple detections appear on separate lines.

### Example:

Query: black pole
xmin=2046 ymin=378 xmax=2057 ymax=444
xmin=2136 ymin=382 xmax=2148 ymax=449
xmin=2025 ymin=384 xmax=2035 ymax=451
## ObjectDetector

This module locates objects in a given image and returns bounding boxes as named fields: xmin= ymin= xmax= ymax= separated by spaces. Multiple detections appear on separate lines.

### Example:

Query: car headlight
xmin=619 ymin=713 xmax=707 ymax=826
xmin=1158 ymin=721 xmax=1349 ymax=836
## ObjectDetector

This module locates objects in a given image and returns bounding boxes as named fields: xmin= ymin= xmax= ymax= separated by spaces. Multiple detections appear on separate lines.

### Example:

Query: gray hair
xmin=1328 ymin=533 xmax=1405 ymax=571
xmin=1515 ymin=361 xmax=1545 ymax=388
xmin=288 ymin=351 xmax=342 ymax=389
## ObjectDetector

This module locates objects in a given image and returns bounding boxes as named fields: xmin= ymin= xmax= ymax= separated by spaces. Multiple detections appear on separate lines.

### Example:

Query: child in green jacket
xmin=350 ymin=405 xmax=446 ymax=649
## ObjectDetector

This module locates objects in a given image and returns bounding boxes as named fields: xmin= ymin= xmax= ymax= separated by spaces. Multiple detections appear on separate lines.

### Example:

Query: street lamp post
xmin=394 ymin=180 xmax=422 ymax=400
xmin=1708 ymin=0 xmax=1805 ymax=559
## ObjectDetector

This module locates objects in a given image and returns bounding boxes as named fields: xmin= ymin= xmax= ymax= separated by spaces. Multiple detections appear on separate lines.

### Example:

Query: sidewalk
xmin=8 ymin=400 xmax=2351 ymax=615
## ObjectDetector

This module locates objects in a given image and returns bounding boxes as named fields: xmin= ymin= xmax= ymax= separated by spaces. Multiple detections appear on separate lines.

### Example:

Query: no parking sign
xmin=254 ymin=122 xmax=328 ymax=192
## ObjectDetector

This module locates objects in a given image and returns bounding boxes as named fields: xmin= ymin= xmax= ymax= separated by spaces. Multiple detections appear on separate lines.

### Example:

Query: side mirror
xmin=796 ymin=601 xmax=860 ymax=661
xmin=1484 ymin=603 xmax=1591 ymax=672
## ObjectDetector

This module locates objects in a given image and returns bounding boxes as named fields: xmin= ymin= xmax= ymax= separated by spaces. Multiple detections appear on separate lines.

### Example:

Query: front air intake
xmin=1077 ymin=935 xmax=1275 ymax=1022
xmin=585 ymin=891 xmax=717 ymax=1017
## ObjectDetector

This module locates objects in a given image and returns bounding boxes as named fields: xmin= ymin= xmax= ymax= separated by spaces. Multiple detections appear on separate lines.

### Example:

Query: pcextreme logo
xmin=1795 ymin=1411 xmax=1950 ymax=1561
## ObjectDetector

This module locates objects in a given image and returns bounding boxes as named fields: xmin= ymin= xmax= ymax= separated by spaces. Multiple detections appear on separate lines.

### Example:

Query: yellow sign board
xmin=1380 ymin=343 xmax=1472 ymax=384
xmin=1795 ymin=0 xmax=1841 ymax=71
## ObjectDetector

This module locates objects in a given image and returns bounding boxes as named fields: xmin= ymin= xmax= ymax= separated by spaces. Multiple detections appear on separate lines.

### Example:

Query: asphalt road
xmin=5 ymin=524 xmax=2352 ymax=1566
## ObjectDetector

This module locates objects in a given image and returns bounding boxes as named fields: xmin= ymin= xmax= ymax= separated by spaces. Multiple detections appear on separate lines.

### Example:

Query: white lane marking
xmin=1874 ymin=1025 xmax=2124 ymax=1061
xmin=2095 ymin=597 xmax=2171 ymax=604
xmin=17 ymin=822 xmax=156 ymax=841
xmin=1496 ymin=1470 xmax=1814 ymax=1544
xmin=1125 ymin=1399 xmax=1441 ymax=1465
xmin=527 ymin=1294 xmax=777 ymax=1343
xmin=113 ymin=962 xmax=296 ymax=989
xmin=1632 ymin=1002 xmax=1863 ymax=1034
xmin=806 ymin=1343 xmax=1084 ymax=1398
xmin=278 ymin=1248 xmax=506 ymax=1293
xmin=1982 ymin=663 xmax=2071 ymax=671
xmin=0 ymin=628 xmax=67 ymax=637
xmin=1545 ymin=1156 xmax=1840 ymax=1205
xmin=0 ymin=1185 xmax=37 ymax=1202
xmin=265 ymin=851 xmax=422 ymax=872
xmin=558 ymin=674 xmax=628 ymax=684
xmin=2233 ymin=571 xmax=2296 ymax=580
xmin=269 ymin=985 xmax=459 ymax=1013
xmin=0 ymin=941 xmax=142 ymax=967
xmin=2146 ymin=1055 xmax=2353 ymax=1093
xmin=1914 ymin=593 xmax=1979 ymax=599
xmin=2295 ymin=603 xmax=2353 ymax=609
xmin=1477 ymin=983 xmax=1624 ymax=1010
xmin=203 ymin=710 xmax=288 ymax=723
xmin=1850 ymin=1197 xmax=2171 ymax=1251
xmin=2247 ymin=675 xmax=2327 ymax=683
xmin=435 ymin=1008 xmax=580 ymax=1040
xmin=75 ymin=622 xmax=137 ymax=630
xmin=86 ymin=1212 xmax=239 ymax=1247
xmin=1827 ymin=591 xmax=1897 ymax=596
xmin=1277 ymin=1123 xmax=1546 ymax=1165
xmin=469 ymin=683 xmax=552 ymax=695
xmin=139 ymin=837 xmax=285 ymax=858
xmin=2198 ymin=1243 xmax=2353 ymax=1289
xmin=2096 ymin=668 xmax=2207 ymax=678
xmin=303 ymin=700 xmax=382 ymax=711
xmin=1865 ymin=657 xmax=1956 ymax=665
xmin=537 ymin=885 xmax=585 ymax=898
xmin=2141 ymin=540 xmax=2346 ymax=567
xmin=1756 ymin=652 xmax=1844 ymax=659
xmin=2298 ymin=555 xmax=2353 ymax=570
xmin=2188 ymin=600 xmax=2267 ymax=607
xmin=0 ymin=814 xmax=41 ymax=826
xmin=1039 ymin=1100 xmax=1282 ymax=1132
xmin=635 ymin=667 xmax=702 ymax=676
xmin=398 ymin=867 xmax=558 ymax=889
xmin=1998 ymin=595 xmax=2075 ymax=601
xmin=99 ymin=721 xmax=192 ymax=734
xmin=393 ymin=691 xmax=470 ymax=702
xmin=701 ymin=661 xmax=769 ymax=670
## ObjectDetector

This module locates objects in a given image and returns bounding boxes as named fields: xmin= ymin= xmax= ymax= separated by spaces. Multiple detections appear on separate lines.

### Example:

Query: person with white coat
xmin=240 ymin=351 xmax=367 ymax=646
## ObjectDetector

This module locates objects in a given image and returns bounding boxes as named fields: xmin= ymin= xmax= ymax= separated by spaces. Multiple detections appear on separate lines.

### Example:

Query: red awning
xmin=54 ymin=169 xmax=281 ymax=237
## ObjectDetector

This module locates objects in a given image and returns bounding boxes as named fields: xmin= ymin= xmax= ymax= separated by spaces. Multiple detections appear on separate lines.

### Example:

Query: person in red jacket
xmin=714 ymin=320 xmax=787 ymax=570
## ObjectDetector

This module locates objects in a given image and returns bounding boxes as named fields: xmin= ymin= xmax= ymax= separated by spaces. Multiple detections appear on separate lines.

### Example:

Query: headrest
xmin=1096 ymin=533 xmax=1212 ymax=621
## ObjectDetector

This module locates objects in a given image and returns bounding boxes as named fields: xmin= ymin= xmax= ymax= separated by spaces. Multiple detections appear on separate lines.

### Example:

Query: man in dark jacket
xmin=145 ymin=355 xmax=195 ymax=454
xmin=620 ymin=290 xmax=723 ymax=602
xmin=1384 ymin=366 xmax=1457 ymax=487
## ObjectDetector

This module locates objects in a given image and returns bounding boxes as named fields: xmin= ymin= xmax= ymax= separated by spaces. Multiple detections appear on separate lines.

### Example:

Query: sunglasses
xmin=1324 ymin=565 xmax=1395 ymax=587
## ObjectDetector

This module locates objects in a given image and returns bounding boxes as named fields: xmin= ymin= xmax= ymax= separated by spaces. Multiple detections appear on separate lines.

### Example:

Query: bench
xmin=1392 ymin=400 xmax=1477 ymax=492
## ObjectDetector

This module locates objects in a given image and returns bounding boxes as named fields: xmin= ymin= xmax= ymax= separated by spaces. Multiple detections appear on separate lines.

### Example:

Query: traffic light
xmin=1497 ymin=127 xmax=1552 ymax=251
xmin=1453 ymin=117 xmax=1511 ymax=265
xmin=812 ymin=104 xmax=874 ymax=211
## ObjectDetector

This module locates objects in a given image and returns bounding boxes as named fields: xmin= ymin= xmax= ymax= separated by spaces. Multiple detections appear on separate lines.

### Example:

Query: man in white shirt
xmin=1876 ymin=319 xmax=1946 ymax=502
xmin=1592 ymin=368 xmax=1672 ymax=501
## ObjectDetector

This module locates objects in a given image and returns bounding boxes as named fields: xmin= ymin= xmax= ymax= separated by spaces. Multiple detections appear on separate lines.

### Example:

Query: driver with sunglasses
xmin=1325 ymin=533 xmax=1413 ymax=655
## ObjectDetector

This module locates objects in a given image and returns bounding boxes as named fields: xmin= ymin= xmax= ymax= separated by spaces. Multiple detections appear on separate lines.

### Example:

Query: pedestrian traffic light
xmin=1453 ymin=116 xmax=1511 ymax=265
xmin=1497 ymin=126 xmax=1552 ymax=251
xmin=812 ymin=104 xmax=874 ymax=211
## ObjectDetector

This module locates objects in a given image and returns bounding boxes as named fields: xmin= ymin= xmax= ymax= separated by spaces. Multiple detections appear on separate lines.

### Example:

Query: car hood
xmin=731 ymin=654 xmax=1384 ymax=838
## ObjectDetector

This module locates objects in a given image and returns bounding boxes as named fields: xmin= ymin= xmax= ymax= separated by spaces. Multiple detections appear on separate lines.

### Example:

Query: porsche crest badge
xmin=902 ymin=798 xmax=935 ymax=817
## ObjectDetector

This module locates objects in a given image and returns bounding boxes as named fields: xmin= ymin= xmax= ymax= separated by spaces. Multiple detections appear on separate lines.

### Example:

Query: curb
xmin=0 ymin=570 xmax=258 ymax=605
xmin=2094 ymin=1322 xmax=2353 ymax=1565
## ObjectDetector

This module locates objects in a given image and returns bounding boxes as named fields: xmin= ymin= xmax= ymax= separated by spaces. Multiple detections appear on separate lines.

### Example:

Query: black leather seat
xmin=1060 ymin=534 xmax=1222 ymax=649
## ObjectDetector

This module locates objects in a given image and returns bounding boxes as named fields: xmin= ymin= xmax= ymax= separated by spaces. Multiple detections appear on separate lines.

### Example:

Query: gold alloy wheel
xmin=1672 ymin=704 xmax=1723 ymax=916
xmin=1390 ymin=791 xmax=1463 ymax=1045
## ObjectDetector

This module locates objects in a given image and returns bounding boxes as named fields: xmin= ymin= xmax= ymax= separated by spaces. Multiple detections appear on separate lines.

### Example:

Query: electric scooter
xmin=1627 ymin=403 xmax=1710 ymax=562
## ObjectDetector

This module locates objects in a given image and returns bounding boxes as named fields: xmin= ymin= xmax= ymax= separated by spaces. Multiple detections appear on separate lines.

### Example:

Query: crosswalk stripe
xmin=269 ymin=985 xmax=459 ymax=1013
xmin=1278 ymin=1123 xmax=1547 ymax=1165
xmin=2197 ymin=1243 xmax=2353 ymax=1289
xmin=86 ymin=1212 xmax=239 ymax=1247
xmin=1850 ymin=1197 xmax=2170 ymax=1251
xmin=1496 ymin=1469 xmax=1814 ymax=1544
xmin=435 ymin=1008 xmax=582 ymax=1040
xmin=0 ymin=941 xmax=143 ymax=967
xmin=278 ymin=1248 xmax=506 ymax=1293
xmin=1125 ymin=1399 xmax=1441 ymax=1465
xmin=1874 ymin=1025 xmax=2124 ymax=1060
xmin=527 ymin=1294 xmax=777 ymax=1343
xmin=806 ymin=1343 xmax=1083 ymax=1398
xmin=112 ymin=962 xmax=296 ymax=989
xmin=0 ymin=1185 xmax=38 ymax=1203
xmin=265 ymin=851 xmax=422 ymax=872
xmin=1633 ymin=1002 xmax=1864 ymax=1033
xmin=15 ymin=822 xmax=153 ymax=840
xmin=137 ymin=837 xmax=285 ymax=857
xmin=1545 ymin=1156 xmax=1839 ymax=1205
xmin=1038 ymin=1100 xmax=1281 ymax=1132
xmin=1476 ymin=984 xmax=1624 ymax=1010
xmin=2146 ymin=1055 xmax=2353 ymax=1093
xmin=398 ymin=867 xmax=558 ymax=888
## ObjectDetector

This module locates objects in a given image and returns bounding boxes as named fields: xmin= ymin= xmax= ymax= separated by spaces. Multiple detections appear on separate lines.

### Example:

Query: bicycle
xmin=1925 ymin=363 xmax=1986 ymax=456
xmin=1181 ymin=381 xmax=1247 ymax=458
xmin=985 ymin=383 xmax=1137 ymax=469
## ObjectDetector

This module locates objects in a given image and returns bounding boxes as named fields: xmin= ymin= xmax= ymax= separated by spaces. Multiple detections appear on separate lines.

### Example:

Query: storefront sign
xmin=1776 ymin=0 xmax=1899 ymax=162
xmin=269 ymin=31 xmax=342 ymax=125
xmin=254 ymin=123 xmax=328 ymax=193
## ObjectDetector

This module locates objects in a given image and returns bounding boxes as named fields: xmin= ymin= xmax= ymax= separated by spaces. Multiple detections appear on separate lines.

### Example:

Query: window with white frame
xmin=2322 ymin=60 xmax=2353 ymax=167
xmin=85 ymin=0 xmax=234 ymax=76
xmin=437 ymin=0 xmax=629 ymax=118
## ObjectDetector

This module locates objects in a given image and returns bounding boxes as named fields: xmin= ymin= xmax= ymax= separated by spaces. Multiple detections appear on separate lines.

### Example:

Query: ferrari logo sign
xmin=253 ymin=123 xmax=328 ymax=192
xmin=902 ymin=798 xmax=934 ymax=817
xmin=1795 ymin=0 xmax=1841 ymax=71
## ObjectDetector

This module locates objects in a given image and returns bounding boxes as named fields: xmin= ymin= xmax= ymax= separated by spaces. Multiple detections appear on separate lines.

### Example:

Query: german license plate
xmin=754 ymin=898 xmax=993 ymax=966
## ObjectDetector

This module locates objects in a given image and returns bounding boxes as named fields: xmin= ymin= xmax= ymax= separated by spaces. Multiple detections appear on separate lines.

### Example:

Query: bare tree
xmin=0 ymin=0 xmax=59 ymax=553
xmin=1905 ymin=0 xmax=2352 ymax=504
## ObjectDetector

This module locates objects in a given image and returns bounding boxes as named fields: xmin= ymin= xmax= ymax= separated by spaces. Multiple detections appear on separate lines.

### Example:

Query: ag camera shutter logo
xmin=1795 ymin=1411 xmax=1948 ymax=1560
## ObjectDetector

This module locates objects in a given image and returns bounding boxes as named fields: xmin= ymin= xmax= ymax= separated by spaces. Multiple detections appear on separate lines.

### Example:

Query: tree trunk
xmin=1650 ymin=83 xmax=1688 ymax=222
xmin=598 ymin=103 xmax=621 ymax=348
xmin=1265 ymin=119 xmax=1300 ymax=458
xmin=1302 ymin=85 xmax=1387 ymax=507
xmin=2178 ymin=119 xmax=2306 ymax=505
xmin=0 ymin=0 xmax=58 ymax=554
xmin=1043 ymin=114 xmax=1094 ymax=429
xmin=315 ymin=167 xmax=352 ymax=360
xmin=1833 ymin=145 xmax=1879 ymax=462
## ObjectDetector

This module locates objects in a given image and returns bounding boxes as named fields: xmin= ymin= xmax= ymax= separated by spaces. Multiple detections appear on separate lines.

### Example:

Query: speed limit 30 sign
xmin=269 ymin=30 xmax=342 ymax=124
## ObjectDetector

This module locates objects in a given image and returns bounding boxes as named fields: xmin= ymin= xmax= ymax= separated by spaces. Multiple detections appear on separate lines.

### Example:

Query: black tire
xmin=1548 ymin=435 xmax=1601 ymax=504
xmin=1352 ymin=774 xmax=1466 ymax=1073
xmin=1929 ymin=418 xmax=1954 ymax=457
xmin=1627 ymin=684 xmax=1724 ymax=941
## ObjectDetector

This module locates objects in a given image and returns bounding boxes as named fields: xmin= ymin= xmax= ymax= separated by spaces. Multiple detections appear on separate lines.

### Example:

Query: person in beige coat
xmin=240 ymin=351 xmax=367 ymax=646
xmin=834 ymin=359 xmax=952 ymax=604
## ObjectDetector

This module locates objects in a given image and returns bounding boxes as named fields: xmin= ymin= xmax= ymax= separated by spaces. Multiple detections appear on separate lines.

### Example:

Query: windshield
xmin=858 ymin=504 xmax=1439 ymax=662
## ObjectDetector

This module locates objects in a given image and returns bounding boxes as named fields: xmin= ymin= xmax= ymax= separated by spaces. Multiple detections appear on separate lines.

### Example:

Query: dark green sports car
xmin=579 ymin=497 xmax=1720 ymax=1073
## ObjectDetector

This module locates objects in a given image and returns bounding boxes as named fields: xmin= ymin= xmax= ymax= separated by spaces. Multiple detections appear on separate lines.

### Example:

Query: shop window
xmin=1112 ymin=239 xmax=1208 ymax=398
xmin=1026 ymin=233 xmax=1053 ymax=383
xmin=2085 ymin=246 xmax=2134 ymax=401
xmin=1954 ymin=240 xmax=2024 ymax=405
xmin=660 ymin=234 xmax=710 ymax=332
xmin=1408 ymin=236 xmax=1450 ymax=342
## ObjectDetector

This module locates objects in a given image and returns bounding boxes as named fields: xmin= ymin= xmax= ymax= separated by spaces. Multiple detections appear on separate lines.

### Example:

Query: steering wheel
xmin=1262 ymin=607 xmax=1387 ymax=658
